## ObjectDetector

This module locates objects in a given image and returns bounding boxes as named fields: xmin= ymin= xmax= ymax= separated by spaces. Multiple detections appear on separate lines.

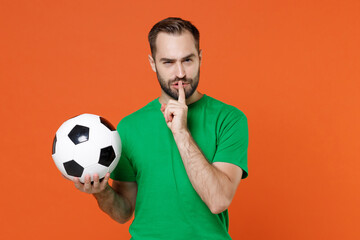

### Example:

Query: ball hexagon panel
xmin=55 ymin=117 xmax=80 ymax=139
xmin=73 ymin=141 xmax=100 ymax=168
xmin=52 ymin=133 xmax=76 ymax=175
xmin=73 ymin=114 xmax=101 ymax=130
xmin=108 ymin=131 xmax=122 ymax=172
xmin=89 ymin=122 xmax=112 ymax=148
xmin=80 ymin=163 xmax=108 ymax=182
xmin=110 ymin=131 xmax=122 ymax=154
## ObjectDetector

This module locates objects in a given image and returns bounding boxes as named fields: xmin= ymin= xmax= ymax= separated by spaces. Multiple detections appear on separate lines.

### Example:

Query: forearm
xmin=93 ymin=184 xmax=133 ymax=224
xmin=173 ymin=130 xmax=232 ymax=214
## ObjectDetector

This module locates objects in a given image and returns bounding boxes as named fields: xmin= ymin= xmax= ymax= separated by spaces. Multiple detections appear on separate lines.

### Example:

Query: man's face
xmin=149 ymin=31 xmax=202 ymax=100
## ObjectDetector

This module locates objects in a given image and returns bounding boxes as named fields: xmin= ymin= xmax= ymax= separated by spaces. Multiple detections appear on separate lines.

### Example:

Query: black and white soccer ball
xmin=52 ymin=114 xmax=121 ymax=183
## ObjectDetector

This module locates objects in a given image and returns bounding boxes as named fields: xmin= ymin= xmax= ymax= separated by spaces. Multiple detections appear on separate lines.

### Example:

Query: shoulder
xmin=203 ymin=95 xmax=247 ymax=121
xmin=115 ymin=99 xmax=160 ymax=151
xmin=117 ymin=98 xmax=159 ymax=130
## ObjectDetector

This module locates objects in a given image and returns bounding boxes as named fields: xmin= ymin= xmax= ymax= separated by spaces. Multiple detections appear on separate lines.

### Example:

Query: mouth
xmin=171 ymin=81 xmax=190 ymax=89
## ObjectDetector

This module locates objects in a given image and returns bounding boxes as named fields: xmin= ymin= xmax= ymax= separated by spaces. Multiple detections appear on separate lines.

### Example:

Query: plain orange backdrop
xmin=0 ymin=0 xmax=359 ymax=239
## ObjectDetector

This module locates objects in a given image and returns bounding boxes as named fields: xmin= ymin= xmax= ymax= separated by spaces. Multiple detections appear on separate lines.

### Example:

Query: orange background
xmin=0 ymin=0 xmax=359 ymax=239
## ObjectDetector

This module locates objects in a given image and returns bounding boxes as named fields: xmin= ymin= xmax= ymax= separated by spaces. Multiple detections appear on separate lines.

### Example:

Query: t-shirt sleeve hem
xmin=110 ymin=173 xmax=136 ymax=182
xmin=212 ymin=160 xmax=249 ymax=179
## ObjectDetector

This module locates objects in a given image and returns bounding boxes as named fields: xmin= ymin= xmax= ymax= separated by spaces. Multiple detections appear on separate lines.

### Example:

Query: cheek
xmin=187 ymin=65 xmax=199 ymax=77
xmin=157 ymin=67 xmax=173 ymax=79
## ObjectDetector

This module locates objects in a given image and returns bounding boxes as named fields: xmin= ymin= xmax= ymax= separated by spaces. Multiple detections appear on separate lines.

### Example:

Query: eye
xmin=184 ymin=58 xmax=192 ymax=62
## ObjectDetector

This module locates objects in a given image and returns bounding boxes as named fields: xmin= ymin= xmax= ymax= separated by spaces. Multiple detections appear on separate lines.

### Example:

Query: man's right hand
xmin=73 ymin=172 xmax=110 ymax=194
xmin=70 ymin=173 xmax=137 ymax=224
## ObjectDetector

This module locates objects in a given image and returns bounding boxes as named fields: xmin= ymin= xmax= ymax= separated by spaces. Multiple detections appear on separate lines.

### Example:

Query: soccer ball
xmin=52 ymin=114 xmax=121 ymax=183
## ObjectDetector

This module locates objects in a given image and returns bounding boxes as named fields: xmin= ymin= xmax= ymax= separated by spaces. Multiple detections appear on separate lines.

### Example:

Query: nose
xmin=175 ymin=62 xmax=186 ymax=79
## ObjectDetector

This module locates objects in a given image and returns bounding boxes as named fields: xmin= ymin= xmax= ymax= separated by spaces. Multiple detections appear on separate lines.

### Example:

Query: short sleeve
xmin=212 ymin=109 xmax=249 ymax=179
xmin=110 ymin=121 xmax=137 ymax=182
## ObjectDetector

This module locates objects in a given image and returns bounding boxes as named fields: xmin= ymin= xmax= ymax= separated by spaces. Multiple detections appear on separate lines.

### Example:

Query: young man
xmin=73 ymin=17 xmax=249 ymax=239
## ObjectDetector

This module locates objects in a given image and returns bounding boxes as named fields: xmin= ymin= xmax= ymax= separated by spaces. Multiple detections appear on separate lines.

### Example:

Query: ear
xmin=148 ymin=54 xmax=156 ymax=72
xmin=199 ymin=49 xmax=202 ymax=66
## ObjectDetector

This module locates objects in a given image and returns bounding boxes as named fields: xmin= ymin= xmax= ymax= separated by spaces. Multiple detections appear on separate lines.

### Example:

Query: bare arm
xmin=173 ymin=131 xmax=242 ymax=214
xmin=73 ymin=173 xmax=137 ymax=224
xmin=161 ymin=81 xmax=243 ymax=214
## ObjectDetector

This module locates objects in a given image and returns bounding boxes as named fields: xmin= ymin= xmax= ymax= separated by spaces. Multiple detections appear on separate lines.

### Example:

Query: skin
xmin=71 ymin=30 xmax=243 ymax=223
xmin=159 ymin=81 xmax=243 ymax=214
xmin=151 ymin=31 xmax=243 ymax=213
xmin=148 ymin=31 xmax=203 ymax=106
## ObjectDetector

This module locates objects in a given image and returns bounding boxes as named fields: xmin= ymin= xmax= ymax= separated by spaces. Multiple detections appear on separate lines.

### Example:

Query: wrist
xmin=93 ymin=183 xmax=112 ymax=199
xmin=172 ymin=128 xmax=191 ymax=140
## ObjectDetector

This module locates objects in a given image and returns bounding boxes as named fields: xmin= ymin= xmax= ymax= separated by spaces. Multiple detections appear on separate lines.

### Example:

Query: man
xmin=72 ymin=17 xmax=248 ymax=239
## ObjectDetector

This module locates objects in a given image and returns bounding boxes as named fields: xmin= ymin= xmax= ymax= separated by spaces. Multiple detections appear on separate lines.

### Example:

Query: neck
xmin=159 ymin=90 xmax=203 ymax=105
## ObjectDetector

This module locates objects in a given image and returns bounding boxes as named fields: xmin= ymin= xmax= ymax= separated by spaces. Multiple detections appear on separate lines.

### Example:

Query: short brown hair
xmin=148 ymin=17 xmax=200 ymax=58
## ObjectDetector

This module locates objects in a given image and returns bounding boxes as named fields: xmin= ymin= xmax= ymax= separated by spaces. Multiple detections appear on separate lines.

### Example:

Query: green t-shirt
xmin=111 ymin=94 xmax=248 ymax=240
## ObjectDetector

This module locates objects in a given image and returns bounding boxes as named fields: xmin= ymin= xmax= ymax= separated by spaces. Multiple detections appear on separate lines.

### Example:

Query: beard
xmin=156 ymin=68 xmax=200 ymax=100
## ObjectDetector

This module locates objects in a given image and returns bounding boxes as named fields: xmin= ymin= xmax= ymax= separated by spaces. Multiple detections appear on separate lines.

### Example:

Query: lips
xmin=172 ymin=81 xmax=189 ymax=89
xmin=172 ymin=81 xmax=189 ymax=86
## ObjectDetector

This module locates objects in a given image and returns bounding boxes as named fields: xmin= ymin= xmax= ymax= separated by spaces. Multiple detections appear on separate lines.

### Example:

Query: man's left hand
xmin=161 ymin=81 xmax=188 ymax=134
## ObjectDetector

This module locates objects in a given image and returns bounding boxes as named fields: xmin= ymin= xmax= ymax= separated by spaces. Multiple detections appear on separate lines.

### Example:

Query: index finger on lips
xmin=178 ymin=81 xmax=186 ymax=104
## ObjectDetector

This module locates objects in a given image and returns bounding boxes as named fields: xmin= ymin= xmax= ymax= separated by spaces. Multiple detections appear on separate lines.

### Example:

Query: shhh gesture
xmin=161 ymin=81 xmax=188 ymax=134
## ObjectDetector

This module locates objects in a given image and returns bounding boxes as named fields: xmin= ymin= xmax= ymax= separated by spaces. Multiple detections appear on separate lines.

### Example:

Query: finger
xmin=178 ymin=81 xmax=186 ymax=104
xmin=100 ymin=172 xmax=111 ymax=189
xmin=163 ymin=108 xmax=168 ymax=122
xmin=164 ymin=105 xmax=174 ymax=123
xmin=73 ymin=177 xmax=82 ymax=190
xmin=161 ymin=104 xmax=167 ymax=122
xmin=83 ymin=174 xmax=92 ymax=192
xmin=93 ymin=174 xmax=100 ymax=189
xmin=164 ymin=104 xmax=171 ymax=123
xmin=161 ymin=103 xmax=166 ymax=113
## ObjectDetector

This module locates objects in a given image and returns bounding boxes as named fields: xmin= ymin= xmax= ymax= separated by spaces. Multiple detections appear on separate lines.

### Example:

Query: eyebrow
xmin=159 ymin=53 xmax=196 ymax=62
